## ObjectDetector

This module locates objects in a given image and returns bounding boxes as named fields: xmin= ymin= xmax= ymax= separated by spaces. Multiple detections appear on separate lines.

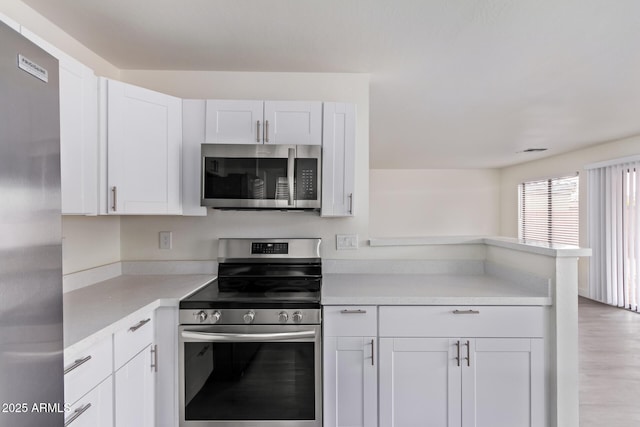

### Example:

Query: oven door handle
xmin=181 ymin=330 xmax=316 ymax=342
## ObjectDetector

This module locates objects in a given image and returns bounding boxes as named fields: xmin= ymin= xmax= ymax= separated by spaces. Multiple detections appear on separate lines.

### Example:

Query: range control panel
xmin=251 ymin=242 xmax=289 ymax=255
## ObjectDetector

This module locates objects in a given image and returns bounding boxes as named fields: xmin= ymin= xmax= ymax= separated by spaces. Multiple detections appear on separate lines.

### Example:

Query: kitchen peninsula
xmin=62 ymin=237 xmax=589 ymax=427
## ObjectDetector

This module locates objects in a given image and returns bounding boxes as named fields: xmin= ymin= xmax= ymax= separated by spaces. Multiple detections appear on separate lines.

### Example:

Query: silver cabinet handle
xmin=64 ymin=403 xmax=91 ymax=426
xmin=256 ymin=120 xmax=261 ymax=143
xmin=201 ymin=156 xmax=206 ymax=201
xmin=265 ymin=120 xmax=270 ymax=143
xmin=370 ymin=339 xmax=375 ymax=366
xmin=150 ymin=344 xmax=158 ymax=372
xmin=348 ymin=193 xmax=353 ymax=214
xmin=111 ymin=186 xmax=117 ymax=212
xmin=455 ymin=341 xmax=460 ymax=367
xmin=453 ymin=310 xmax=480 ymax=315
xmin=464 ymin=340 xmax=470 ymax=367
xmin=64 ymin=355 xmax=92 ymax=375
xmin=182 ymin=330 xmax=315 ymax=342
xmin=287 ymin=147 xmax=295 ymax=206
xmin=128 ymin=318 xmax=151 ymax=332
xmin=340 ymin=309 xmax=367 ymax=314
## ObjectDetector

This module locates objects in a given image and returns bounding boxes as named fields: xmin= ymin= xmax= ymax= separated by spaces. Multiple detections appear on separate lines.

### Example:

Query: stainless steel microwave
xmin=201 ymin=144 xmax=321 ymax=210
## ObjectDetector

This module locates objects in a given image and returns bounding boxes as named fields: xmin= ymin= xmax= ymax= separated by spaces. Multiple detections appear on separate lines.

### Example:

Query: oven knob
xmin=278 ymin=311 xmax=289 ymax=323
xmin=243 ymin=311 xmax=256 ymax=324
xmin=195 ymin=311 xmax=208 ymax=323
xmin=292 ymin=311 xmax=304 ymax=323
xmin=211 ymin=311 xmax=222 ymax=324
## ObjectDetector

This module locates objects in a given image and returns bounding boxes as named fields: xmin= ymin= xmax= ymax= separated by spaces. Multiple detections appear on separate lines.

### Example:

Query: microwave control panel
xmin=295 ymin=159 xmax=317 ymax=200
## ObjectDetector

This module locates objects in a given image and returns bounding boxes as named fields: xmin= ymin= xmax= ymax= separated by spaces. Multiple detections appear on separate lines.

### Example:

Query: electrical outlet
xmin=159 ymin=231 xmax=172 ymax=250
xmin=336 ymin=234 xmax=358 ymax=250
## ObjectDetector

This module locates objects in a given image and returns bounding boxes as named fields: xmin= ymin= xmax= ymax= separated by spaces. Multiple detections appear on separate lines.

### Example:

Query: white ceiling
xmin=21 ymin=0 xmax=640 ymax=168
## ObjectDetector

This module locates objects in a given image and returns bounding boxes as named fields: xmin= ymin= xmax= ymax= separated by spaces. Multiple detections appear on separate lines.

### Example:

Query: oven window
xmin=184 ymin=342 xmax=315 ymax=420
xmin=203 ymin=157 xmax=288 ymax=200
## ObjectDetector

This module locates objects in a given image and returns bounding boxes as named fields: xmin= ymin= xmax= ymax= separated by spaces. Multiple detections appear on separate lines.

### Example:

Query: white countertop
xmin=321 ymin=273 xmax=551 ymax=305
xmin=63 ymin=274 xmax=215 ymax=348
xmin=368 ymin=236 xmax=592 ymax=258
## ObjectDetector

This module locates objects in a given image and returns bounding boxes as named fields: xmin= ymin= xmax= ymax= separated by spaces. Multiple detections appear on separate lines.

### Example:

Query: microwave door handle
xmin=181 ymin=330 xmax=316 ymax=342
xmin=287 ymin=147 xmax=295 ymax=206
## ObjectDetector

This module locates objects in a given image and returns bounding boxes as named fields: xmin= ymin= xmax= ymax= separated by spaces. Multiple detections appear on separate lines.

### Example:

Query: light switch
xmin=336 ymin=234 xmax=358 ymax=250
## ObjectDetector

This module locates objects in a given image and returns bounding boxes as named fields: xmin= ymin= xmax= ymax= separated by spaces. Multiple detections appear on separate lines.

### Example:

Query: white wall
xmin=62 ymin=216 xmax=121 ymax=273
xmin=500 ymin=134 xmax=640 ymax=295
xmin=370 ymin=169 xmax=500 ymax=237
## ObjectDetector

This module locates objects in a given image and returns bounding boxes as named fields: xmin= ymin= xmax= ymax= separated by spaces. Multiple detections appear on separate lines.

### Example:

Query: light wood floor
xmin=579 ymin=297 xmax=640 ymax=426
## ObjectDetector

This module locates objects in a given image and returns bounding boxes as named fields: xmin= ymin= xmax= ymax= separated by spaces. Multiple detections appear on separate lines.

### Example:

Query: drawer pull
xmin=64 ymin=403 xmax=91 ymax=426
xmin=452 ymin=310 xmax=480 ymax=315
xmin=63 ymin=355 xmax=92 ymax=375
xmin=129 ymin=318 xmax=151 ymax=332
xmin=340 ymin=309 xmax=367 ymax=314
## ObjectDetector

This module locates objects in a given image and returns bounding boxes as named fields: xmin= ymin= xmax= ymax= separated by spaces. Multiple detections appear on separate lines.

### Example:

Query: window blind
xmin=518 ymin=175 xmax=579 ymax=245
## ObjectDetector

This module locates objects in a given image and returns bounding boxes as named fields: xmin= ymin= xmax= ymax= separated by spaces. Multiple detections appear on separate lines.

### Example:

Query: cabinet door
xmin=20 ymin=28 xmax=98 ymax=215
xmin=462 ymin=338 xmax=544 ymax=427
xmin=379 ymin=338 xmax=461 ymax=427
xmin=264 ymin=101 xmax=322 ymax=145
xmin=107 ymin=79 xmax=182 ymax=214
xmin=182 ymin=100 xmax=207 ymax=216
xmin=205 ymin=100 xmax=264 ymax=144
xmin=115 ymin=346 xmax=155 ymax=427
xmin=324 ymin=336 xmax=377 ymax=427
xmin=321 ymin=103 xmax=356 ymax=217
xmin=64 ymin=376 xmax=113 ymax=427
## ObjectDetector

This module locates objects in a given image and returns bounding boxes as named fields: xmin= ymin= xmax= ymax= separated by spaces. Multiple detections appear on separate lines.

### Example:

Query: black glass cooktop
xmin=180 ymin=261 xmax=322 ymax=309
xmin=180 ymin=280 xmax=321 ymax=309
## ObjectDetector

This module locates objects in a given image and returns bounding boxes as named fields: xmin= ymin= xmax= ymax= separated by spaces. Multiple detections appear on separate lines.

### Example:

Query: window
xmin=518 ymin=174 xmax=579 ymax=245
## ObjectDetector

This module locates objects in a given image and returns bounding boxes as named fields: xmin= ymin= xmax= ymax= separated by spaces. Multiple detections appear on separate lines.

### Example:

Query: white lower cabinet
xmin=323 ymin=306 xmax=377 ymax=427
xmin=64 ymin=336 xmax=113 ymax=427
xmin=65 ymin=376 xmax=113 ymax=427
xmin=379 ymin=338 xmax=462 ymax=427
xmin=113 ymin=314 xmax=156 ymax=427
xmin=325 ymin=305 xmax=545 ymax=427
xmin=115 ymin=346 xmax=156 ymax=427
xmin=379 ymin=306 xmax=545 ymax=427
xmin=379 ymin=337 xmax=544 ymax=427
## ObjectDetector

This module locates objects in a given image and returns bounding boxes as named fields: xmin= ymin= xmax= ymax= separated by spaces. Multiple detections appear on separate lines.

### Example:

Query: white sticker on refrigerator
xmin=17 ymin=54 xmax=49 ymax=83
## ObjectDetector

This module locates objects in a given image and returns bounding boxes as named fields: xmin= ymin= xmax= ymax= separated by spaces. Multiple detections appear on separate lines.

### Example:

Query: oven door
xmin=201 ymin=144 xmax=321 ymax=210
xmin=179 ymin=324 xmax=322 ymax=427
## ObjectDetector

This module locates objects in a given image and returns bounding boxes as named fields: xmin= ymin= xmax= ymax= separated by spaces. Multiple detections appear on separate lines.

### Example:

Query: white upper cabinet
xmin=205 ymin=100 xmax=322 ymax=145
xmin=321 ymin=103 xmax=356 ymax=217
xmin=205 ymin=100 xmax=264 ymax=144
xmin=182 ymin=100 xmax=207 ymax=216
xmin=20 ymin=28 xmax=99 ymax=215
xmin=104 ymin=78 xmax=182 ymax=215
xmin=263 ymin=101 xmax=322 ymax=145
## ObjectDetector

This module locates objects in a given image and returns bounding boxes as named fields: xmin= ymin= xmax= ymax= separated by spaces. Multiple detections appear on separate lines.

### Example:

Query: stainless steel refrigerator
xmin=0 ymin=21 xmax=64 ymax=426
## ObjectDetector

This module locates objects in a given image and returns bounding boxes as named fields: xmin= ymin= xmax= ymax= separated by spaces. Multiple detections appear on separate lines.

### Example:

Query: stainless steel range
xmin=179 ymin=238 xmax=322 ymax=427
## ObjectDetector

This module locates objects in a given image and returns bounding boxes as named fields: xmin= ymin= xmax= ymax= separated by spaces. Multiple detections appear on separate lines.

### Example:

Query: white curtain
xmin=588 ymin=159 xmax=640 ymax=310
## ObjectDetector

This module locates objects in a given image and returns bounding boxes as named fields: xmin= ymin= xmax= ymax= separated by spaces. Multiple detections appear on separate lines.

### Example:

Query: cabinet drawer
xmin=114 ymin=314 xmax=154 ymax=370
xmin=379 ymin=306 xmax=544 ymax=338
xmin=64 ymin=336 xmax=113 ymax=406
xmin=323 ymin=306 xmax=377 ymax=336
xmin=64 ymin=376 xmax=113 ymax=427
